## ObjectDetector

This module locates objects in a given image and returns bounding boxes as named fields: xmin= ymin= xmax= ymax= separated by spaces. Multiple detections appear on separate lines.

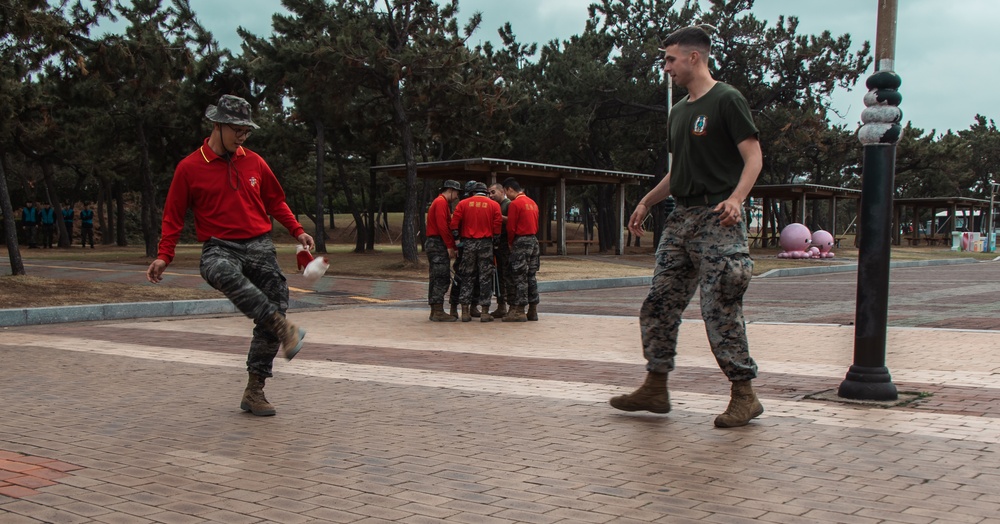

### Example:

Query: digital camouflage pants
xmin=425 ymin=236 xmax=451 ymax=305
xmin=200 ymin=235 xmax=288 ymax=378
xmin=457 ymin=237 xmax=494 ymax=307
xmin=640 ymin=205 xmax=757 ymax=381
xmin=509 ymin=235 xmax=539 ymax=306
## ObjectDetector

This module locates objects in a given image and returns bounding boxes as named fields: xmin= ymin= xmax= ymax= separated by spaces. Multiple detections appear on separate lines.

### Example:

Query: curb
xmin=2 ymin=258 xmax=985 ymax=326
xmin=756 ymin=257 xmax=978 ymax=278
xmin=0 ymin=299 xmax=237 ymax=328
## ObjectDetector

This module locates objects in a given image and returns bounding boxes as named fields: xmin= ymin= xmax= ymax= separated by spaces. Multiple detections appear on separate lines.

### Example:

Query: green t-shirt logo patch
xmin=692 ymin=115 xmax=708 ymax=136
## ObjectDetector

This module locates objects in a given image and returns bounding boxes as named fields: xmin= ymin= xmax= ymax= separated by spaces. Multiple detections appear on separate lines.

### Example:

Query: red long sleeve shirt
xmin=449 ymin=195 xmax=502 ymax=239
xmin=507 ymin=193 xmax=539 ymax=245
xmin=156 ymin=139 xmax=305 ymax=264
xmin=426 ymin=194 xmax=456 ymax=250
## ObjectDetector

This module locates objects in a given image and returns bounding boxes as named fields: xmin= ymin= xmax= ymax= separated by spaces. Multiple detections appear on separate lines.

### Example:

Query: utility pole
xmin=838 ymin=0 xmax=901 ymax=401
xmin=989 ymin=178 xmax=998 ymax=253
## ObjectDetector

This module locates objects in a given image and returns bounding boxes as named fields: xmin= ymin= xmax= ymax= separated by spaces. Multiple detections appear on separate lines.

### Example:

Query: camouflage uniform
xmin=457 ymin=237 xmax=495 ymax=308
xmin=509 ymin=235 xmax=540 ymax=306
xmin=425 ymin=236 xmax=451 ymax=305
xmin=199 ymin=235 xmax=288 ymax=378
xmin=640 ymin=205 xmax=757 ymax=381
xmin=494 ymin=198 xmax=513 ymax=306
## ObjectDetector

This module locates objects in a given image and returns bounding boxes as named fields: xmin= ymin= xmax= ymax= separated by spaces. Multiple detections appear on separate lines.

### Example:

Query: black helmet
xmin=441 ymin=179 xmax=461 ymax=191
xmin=462 ymin=180 xmax=477 ymax=198
xmin=473 ymin=182 xmax=488 ymax=195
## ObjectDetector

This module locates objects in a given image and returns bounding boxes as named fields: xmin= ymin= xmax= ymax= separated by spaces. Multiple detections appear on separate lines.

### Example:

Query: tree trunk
xmin=330 ymin=139 xmax=367 ymax=254
xmin=100 ymin=176 xmax=116 ymax=245
xmin=113 ymin=180 xmax=127 ymax=246
xmin=313 ymin=119 xmax=328 ymax=253
xmin=39 ymin=163 xmax=70 ymax=248
xmin=327 ymin=193 xmax=335 ymax=230
xmin=386 ymin=79 xmax=419 ymax=263
xmin=596 ymin=186 xmax=615 ymax=253
xmin=0 ymin=154 xmax=26 ymax=275
xmin=136 ymin=122 xmax=158 ymax=257
xmin=366 ymin=158 xmax=377 ymax=252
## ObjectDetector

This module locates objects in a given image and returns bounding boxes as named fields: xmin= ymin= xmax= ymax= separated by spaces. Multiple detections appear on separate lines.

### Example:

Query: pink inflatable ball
xmin=778 ymin=223 xmax=812 ymax=256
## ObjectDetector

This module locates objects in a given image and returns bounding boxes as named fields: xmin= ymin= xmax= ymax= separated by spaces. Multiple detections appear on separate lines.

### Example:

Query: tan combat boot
xmin=470 ymin=305 xmax=481 ymax=318
xmin=429 ymin=303 xmax=457 ymax=322
xmin=714 ymin=380 xmax=764 ymax=428
xmin=526 ymin=303 xmax=538 ymax=321
xmin=264 ymin=312 xmax=305 ymax=360
xmin=609 ymin=372 xmax=671 ymax=413
xmin=490 ymin=300 xmax=507 ymax=318
xmin=502 ymin=304 xmax=527 ymax=322
xmin=449 ymin=303 xmax=458 ymax=319
xmin=480 ymin=309 xmax=493 ymax=322
xmin=461 ymin=305 xmax=472 ymax=322
xmin=240 ymin=373 xmax=276 ymax=416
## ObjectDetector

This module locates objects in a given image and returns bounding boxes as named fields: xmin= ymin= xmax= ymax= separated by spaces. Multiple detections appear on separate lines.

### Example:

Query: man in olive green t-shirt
xmin=609 ymin=25 xmax=764 ymax=428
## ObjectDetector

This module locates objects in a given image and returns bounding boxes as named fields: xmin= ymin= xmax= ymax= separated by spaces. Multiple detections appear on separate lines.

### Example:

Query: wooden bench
xmin=565 ymin=239 xmax=598 ymax=255
xmin=539 ymin=239 xmax=598 ymax=255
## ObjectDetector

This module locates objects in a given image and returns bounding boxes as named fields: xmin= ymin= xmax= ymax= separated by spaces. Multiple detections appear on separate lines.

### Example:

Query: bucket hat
xmin=205 ymin=95 xmax=259 ymax=129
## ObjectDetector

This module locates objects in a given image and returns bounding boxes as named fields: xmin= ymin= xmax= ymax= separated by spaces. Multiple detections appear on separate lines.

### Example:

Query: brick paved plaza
xmin=2 ymin=290 xmax=1000 ymax=522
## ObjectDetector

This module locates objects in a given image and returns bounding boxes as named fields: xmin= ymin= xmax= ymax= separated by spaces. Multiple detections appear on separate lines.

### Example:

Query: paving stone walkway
xmin=2 ymin=303 xmax=999 ymax=523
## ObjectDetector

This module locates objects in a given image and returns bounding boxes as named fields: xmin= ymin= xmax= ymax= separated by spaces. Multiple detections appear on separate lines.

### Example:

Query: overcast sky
xmin=186 ymin=0 xmax=997 ymax=135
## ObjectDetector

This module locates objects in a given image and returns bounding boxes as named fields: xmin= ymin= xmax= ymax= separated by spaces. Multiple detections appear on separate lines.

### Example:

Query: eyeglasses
xmin=227 ymin=124 xmax=253 ymax=138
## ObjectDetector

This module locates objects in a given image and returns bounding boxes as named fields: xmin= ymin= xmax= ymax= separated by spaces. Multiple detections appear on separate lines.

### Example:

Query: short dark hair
xmin=660 ymin=25 xmax=711 ymax=56
xmin=502 ymin=177 xmax=521 ymax=192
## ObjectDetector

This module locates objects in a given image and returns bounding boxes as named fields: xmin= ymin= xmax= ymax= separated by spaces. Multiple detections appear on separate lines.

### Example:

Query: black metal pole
xmin=838 ymin=0 xmax=901 ymax=401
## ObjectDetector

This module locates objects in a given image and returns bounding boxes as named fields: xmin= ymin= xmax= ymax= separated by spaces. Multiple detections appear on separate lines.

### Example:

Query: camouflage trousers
xmin=200 ymin=235 xmax=288 ymax=378
xmin=640 ymin=205 xmax=757 ymax=381
xmin=425 ymin=236 xmax=451 ymax=305
xmin=457 ymin=237 xmax=494 ymax=306
xmin=494 ymin=241 xmax=513 ymax=305
xmin=509 ymin=235 xmax=539 ymax=306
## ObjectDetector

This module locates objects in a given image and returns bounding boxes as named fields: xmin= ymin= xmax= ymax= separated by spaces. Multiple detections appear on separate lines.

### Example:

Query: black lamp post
xmin=838 ymin=0 xmax=901 ymax=401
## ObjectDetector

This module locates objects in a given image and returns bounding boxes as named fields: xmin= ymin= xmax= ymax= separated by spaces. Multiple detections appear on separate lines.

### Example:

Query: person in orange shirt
xmin=425 ymin=180 xmax=462 ymax=321
xmin=502 ymin=178 xmax=540 ymax=322
xmin=449 ymin=182 xmax=503 ymax=322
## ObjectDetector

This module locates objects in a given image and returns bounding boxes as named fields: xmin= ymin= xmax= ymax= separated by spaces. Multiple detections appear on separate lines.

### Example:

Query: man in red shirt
xmin=449 ymin=182 xmax=502 ymax=322
xmin=146 ymin=94 xmax=314 ymax=417
xmin=503 ymin=178 xmax=540 ymax=322
xmin=425 ymin=180 xmax=461 ymax=321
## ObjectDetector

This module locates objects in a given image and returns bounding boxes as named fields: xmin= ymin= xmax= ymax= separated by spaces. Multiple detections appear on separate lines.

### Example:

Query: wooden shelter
xmin=371 ymin=158 xmax=654 ymax=255
xmin=893 ymin=196 xmax=991 ymax=246
xmin=748 ymin=184 xmax=862 ymax=247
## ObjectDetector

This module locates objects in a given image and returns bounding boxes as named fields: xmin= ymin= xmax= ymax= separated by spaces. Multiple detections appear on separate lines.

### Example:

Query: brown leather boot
xmin=240 ymin=373 xmax=276 ymax=416
xmin=714 ymin=380 xmax=764 ymax=428
xmin=490 ymin=301 xmax=507 ymax=318
xmin=480 ymin=310 xmax=493 ymax=322
xmin=470 ymin=304 xmax=481 ymax=318
xmin=429 ymin=303 xmax=457 ymax=322
xmin=263 ymin=312 xmax=305 ymax=360
xmin=502 ymin=304 xmax=527 ymax=322
xmin=526 ymin=304 xmax=538 ymax=321
xmin=609 ymin=372 xmax=670 ymax=413
xmin=461 ymin=304 xmax=472 ymax=322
